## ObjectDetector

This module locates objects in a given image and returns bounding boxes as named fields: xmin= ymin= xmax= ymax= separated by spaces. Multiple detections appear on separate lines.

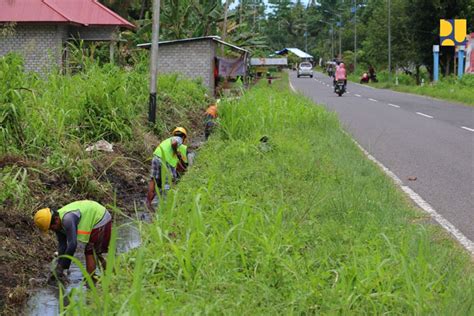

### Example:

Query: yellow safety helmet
xmin=34 ymin=208 xmax=52 ymax=232
xmin=172 ymin=127 xmax=188 ymax=139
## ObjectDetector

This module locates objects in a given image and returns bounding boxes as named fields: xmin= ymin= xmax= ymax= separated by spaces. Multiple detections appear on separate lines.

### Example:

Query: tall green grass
xmin=0 ymin=53 xmax=209 ymax=313
xmin=67 ymin=75 xmax=473 ymax=314
xmin=0 ymin=54 xmax=207 ymax=156
xmin=0 ymin=53 xmax=207 ymax=202
xmin=348 ymin=70 xmax=474 ymax=106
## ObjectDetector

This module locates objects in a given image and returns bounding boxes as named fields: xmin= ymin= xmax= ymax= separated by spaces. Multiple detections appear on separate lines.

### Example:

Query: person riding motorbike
xmin=335 ymin=62 xmax=347 ymax=91
xmin=327 ymin=63 xmax=334 ymax=77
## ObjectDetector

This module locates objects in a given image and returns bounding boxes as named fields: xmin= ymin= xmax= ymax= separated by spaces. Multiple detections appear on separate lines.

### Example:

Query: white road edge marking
xmin=368 ymin=98 xmax=378 ymax=102
xmin=289 ymin=79 xmax=474 ymax=254
xmin=289 ymin=81 xmax=296 ymax=92
xmin=416 ymin=112 xmax=433 ymax=119
xmin=389 ymin=103 xmax=400 ymax=108
xmin=346 ymin=132 xmax=474 ymax=255
xmin=461 ymin=126 xmax=474 ymax=132
xmin=354 ymin=94 xmax=361 ymax=97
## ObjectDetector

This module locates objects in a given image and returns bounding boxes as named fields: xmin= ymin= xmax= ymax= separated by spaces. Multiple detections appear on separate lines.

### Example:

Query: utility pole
xmin=305 ymin=25 xmax=308 ymax=53
xmin=323 ymin=9 xmax=342 ymax=59
xmin=319 ymin=20 xmax=334 ymax=59
xmin=388 ymin=0 xmax=392 ymax=83
xmin=339 ymin=16 xmax=342 ymax=60
xmin=222 ymin=0 xmax=230 ymax=55
xmin=239 ymin=0 xmax=243 ymax=25
xmin=148 ymin=0 xmax=160 ymax=124
xmin=354 ymin=0 xmax=357 ymax=73
xmin=331 ymin=25 xmax=334 ymax=58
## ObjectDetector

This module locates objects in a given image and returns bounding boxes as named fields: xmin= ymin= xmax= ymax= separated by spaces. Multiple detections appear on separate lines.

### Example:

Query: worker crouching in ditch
xmin=33 ymin=200 xmax=112 ymax=283
xmin=146 ymin=127 xmax=188 ymax=211
xmin=204 ymin=102 xmax=218 ymax=140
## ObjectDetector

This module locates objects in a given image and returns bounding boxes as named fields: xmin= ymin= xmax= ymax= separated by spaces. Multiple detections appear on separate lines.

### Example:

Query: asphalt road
xmin=290 ymin=71 xmax=474 ymax=244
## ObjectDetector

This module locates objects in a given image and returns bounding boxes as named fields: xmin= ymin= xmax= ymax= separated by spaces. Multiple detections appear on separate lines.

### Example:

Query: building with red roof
xmin=0 ymin=0 xmax=134 ymax=72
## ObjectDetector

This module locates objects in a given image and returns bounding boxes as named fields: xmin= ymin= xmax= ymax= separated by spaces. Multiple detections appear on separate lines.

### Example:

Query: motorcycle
xmin=334 ymin=80 xmax=346 ymax=96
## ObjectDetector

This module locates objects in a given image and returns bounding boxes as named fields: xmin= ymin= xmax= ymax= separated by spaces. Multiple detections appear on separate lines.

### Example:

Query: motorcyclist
xmin=335 ymin=62 xmax=347 ymax=90
xmin=327 ymin=63 xmax=334 ymax=77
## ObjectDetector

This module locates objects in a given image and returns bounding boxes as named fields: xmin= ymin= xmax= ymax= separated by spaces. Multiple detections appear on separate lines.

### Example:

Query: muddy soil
xmin=0 ymin=150 xmax=147 ymax=315
xmin=26 ymin=215 xmax=145 ymax=316
xmin=0 ymin=127 xmax=205 ymax=315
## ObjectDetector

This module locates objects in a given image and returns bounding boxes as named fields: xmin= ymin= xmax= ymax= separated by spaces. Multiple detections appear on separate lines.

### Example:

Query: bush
xmin=0 ymin=53 xmax=209 ymax=200
xmin=0 ymin=54 xmax=208 ymax=156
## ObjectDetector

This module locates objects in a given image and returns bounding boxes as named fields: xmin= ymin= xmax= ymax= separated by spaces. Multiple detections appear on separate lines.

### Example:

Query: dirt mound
xmin=0 ymin=154 xmax=41 ymax=169
xmin=0 ymin=210 xmax=54 ymax=314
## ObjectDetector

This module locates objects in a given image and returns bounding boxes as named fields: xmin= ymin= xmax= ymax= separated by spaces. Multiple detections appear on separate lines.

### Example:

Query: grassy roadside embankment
xmin=347 ymin=71 xmax=474 ymax=106
xmin=0 ymin=53 xmax=208 ymax=313
xmin=67 ymin=74 xmax=473 ymax=314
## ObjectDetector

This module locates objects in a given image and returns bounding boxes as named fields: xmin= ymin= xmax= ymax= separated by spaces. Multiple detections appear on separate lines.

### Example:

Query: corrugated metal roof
xmin=0 ymin=0 xmax=68 ymax=22
xmin=275 ymin=48 xmax=313 ymax=58
xmin=138 ymin=36 xmax=250 ymax=53
xmin=250 ymin=58 xmax=288 ymax=66
xmin=0 ymin=0 xmax=134 ymax=29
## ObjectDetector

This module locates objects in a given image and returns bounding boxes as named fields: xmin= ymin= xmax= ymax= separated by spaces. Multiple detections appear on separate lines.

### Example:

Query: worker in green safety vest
xmin=146 ymin=127 xmax=188 ymax=210
xmin=176 ymin=143 xmax=189 ymax=178
xmin=33 ymin=200 xmax=112 ymax=282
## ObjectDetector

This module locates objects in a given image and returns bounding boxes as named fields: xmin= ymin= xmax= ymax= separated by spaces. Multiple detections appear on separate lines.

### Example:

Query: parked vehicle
xmin=334 ymin=80 xmax=346 ymax=96
xmin=297 ymin=62 xmax=313 ymax=78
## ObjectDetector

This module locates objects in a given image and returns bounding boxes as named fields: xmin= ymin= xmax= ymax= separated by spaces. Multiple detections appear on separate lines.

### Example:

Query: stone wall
xmin=0 ymin=24 xmax=117 ymax=73
xmin=157 ymin=40 xmax=216 ymax=94
xmin=0 ymin=24 xmax=66 ymax=72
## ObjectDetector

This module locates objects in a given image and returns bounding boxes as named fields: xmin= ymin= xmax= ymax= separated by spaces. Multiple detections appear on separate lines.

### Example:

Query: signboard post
xmin=457 ymin=45 xmax=465 ymax=78
xmin=433 ymin=45 xmax=440 ymax=82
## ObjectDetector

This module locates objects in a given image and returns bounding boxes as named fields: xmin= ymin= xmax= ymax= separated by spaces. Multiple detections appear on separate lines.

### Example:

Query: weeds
xmin=66 ymin=75 xmax=473 ymax=314
xmin=0 ymin=53 xmax=209 ymax=313
xmin=0 ymin=53 xmax=207 ymax=196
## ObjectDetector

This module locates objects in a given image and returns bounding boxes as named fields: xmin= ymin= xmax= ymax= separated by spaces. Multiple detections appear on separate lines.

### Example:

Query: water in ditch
xmin=25 ymin=211 xmax=150 ymax=316
xmin=25 ymin=151 xmax=198 ymax=315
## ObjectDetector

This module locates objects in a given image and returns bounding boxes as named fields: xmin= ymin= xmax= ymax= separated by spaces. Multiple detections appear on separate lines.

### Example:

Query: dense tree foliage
xmin=101 ymin=0 xmax=473 ymax=78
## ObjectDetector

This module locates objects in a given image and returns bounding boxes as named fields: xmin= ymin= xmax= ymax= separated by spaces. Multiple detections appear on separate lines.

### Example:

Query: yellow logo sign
xmin=440 ymin=19 xmax=467 ymax=46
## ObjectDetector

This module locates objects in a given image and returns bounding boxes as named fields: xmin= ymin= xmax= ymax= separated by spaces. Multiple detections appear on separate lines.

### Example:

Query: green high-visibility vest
xmin=179 ymin=145 xmax=188 ymax=164
xmin=58 ymin=200 xmax=106 ymax=243
xmin=153 ymin=137 xmax=186 ymax=167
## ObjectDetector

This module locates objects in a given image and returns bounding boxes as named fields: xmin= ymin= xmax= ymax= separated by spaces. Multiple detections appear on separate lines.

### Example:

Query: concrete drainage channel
xmin=25 ymin=210 xmax=148 ymax=316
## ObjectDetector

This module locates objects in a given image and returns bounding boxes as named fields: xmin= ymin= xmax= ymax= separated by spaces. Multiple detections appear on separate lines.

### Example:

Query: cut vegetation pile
xmin=0 ymin=53 xmax=208 ymax=313
xmin=67 ymin=75 xmax=473 ymax=314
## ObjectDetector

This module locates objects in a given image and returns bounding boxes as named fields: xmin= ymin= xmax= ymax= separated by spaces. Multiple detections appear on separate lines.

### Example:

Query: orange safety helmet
xmin=205 ymin=104 xmax=218 ymax=118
